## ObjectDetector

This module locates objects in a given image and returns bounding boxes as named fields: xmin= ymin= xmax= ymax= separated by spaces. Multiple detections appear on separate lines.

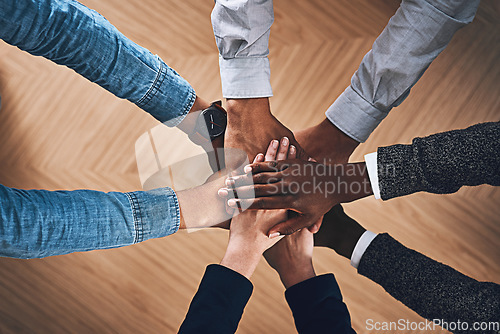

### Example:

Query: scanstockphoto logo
xmin=365 ymin=318 xmax=500 ymax=332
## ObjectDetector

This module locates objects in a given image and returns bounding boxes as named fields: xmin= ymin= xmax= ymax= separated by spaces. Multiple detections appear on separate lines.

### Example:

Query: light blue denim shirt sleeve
xmin=0 ymin=184 xmax=180 ymax=259
xmin=325 ymin=0 xmax=480 ymax=142
xmin=211 ymin=0 xmax=274 ymax=98
xmin=0 ymin=0 xmax=195 ymax=126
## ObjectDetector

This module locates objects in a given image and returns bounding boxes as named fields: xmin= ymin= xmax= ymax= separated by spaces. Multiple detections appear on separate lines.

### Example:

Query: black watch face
xmin=201 ymin=108 xmax=226 ymax=139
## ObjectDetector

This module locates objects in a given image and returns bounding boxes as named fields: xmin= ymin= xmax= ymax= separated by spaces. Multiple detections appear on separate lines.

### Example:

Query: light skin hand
xmin=264 ymin=228 xmax=316 ymax=289
xmin=176 ymin=171 xmax=232 ymax=230
xmin=220 ymin=208 xmax=287 ymax=279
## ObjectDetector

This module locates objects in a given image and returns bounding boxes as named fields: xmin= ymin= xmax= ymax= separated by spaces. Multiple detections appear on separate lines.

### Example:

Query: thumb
xmin=307 ymin=217 xmax=323 ymax=234
xmin=268 ymin=215 xmax=310 ymax=237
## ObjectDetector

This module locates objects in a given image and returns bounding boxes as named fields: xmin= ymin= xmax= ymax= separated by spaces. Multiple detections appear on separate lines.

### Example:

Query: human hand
xmin=223 ymin=160 xmax=372 ymax=236
xmin=220 ymin=209 xmax=287 ymax=279
xmin=224 ymin=98 xmax=308 ymax=169
xmin=294 ymin=118 xmax=359 ymax=164
xmin=264 ymin=228 xmax=316 ymax=289
xmin=314 ymin=204 xmax=366 ymax=259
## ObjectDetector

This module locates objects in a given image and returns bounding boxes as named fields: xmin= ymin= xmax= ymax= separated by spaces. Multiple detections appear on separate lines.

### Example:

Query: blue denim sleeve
xmin=0 ymin=0 xmax=195 ymax=126
xmin=0 ymin=184 xmax=180 ymax=259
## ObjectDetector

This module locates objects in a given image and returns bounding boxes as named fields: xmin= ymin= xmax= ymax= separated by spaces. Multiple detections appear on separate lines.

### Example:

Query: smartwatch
xmin=188 ymin=101 xmax=227 ymax=145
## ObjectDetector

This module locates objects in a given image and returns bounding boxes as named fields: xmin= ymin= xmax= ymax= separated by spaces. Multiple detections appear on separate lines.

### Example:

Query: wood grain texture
xmin=0 ymin=0 xmax=499 ymax=333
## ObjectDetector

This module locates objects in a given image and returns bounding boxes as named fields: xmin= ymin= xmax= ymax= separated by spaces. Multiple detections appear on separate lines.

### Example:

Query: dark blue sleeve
xmin=285 ymin=274 xmax=356 ymax=334
xmin=178 ymin=264 xmax=253 ymax=334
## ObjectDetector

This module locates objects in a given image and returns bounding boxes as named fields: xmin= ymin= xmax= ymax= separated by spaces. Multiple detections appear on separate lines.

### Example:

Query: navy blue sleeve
xmin=285 ymin=274 xmax=356 ymax=334
xmin=178 ymin=264 xmax=253 ymax=334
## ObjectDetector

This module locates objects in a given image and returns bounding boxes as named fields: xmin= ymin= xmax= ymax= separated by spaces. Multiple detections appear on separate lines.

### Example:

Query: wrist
xmin=177 ymin=175 xmax=230 ymax=229
xmin=280 ymin=263 xmax=316 ymax=289
xmin=327 ymin=162 xmax=372 ymax=203
xmin=220 ymin=241 xmax=263 ymax=279
xmin=177 ymin=96 xmax=211 ymax=135
xmin=226 ymin=98 xmax=271 ymax=118
xmin=322 ymin=208 xmax=366 ymax=259
xmin=316 ymin=119 xmax=359 ymax=163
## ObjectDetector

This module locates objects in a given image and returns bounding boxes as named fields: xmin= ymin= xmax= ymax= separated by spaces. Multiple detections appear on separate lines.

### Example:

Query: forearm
xmin=0 ymin=0 xmax=195 ymax=125
xmin=330 ymin=162 xmax=373 ymax=203
xmin=378 ymin=122 xmax=500 ymax=200
xmin=285 ymin=275 xmax=355 ymax=334
xmin=326 ymin=0 xmax=480 ymax=142
xmin=0 ymin=184 xmax=179 ymax=258
xmin=179 ymin=264 xmax=253 ymax=334
xmin=358 ymin=234 xmax=500 ymax=330
xmin=220 ymin=243 xmax=262 ymax=279
xmin=314 ymin=205 xmax=366 ymax=259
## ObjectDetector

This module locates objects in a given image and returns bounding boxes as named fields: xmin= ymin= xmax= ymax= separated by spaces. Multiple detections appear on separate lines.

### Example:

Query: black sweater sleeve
xmin=178 ymin=264 xmax=253 ymax=334
xmin=377 ymin=121 xmax=500 ymax=200
xmin=358 ymin=234 xmax=500 ymax=334
xmin=285 ymin=274 xmax=356 ymax=334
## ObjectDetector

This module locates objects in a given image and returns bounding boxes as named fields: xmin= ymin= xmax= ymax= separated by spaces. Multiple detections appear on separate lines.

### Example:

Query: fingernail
xmin=228 ymin=199 xmax=237 ymax=207
xmin=282 ymin=137 xmax=289 ymax=146
xmin=218 ymin=188 xmax=228 ymax=197
xmin=272 ymin=140 xmax=279 ymax=148
xmin=290 ymin=146 xmax=296 ymax=154
xmin=244 ymin=165 xmax=252 ymax=173
xmin=268 ymin=232 xmax=281 ymax=239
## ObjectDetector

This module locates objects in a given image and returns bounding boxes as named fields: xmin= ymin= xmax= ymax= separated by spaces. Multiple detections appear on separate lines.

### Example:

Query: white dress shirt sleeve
xmin=350 ymin=230 xmax=378 ymax=269
xmin=364 ymin=152 xmax=381 ymax=200
xmin=211 ymin=0 xmax=274 ymax=98
xmin=325 ymin=0 xmax=480 ymax=142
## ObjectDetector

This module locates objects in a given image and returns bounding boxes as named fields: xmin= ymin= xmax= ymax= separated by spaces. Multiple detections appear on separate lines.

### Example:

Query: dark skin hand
xmin=223 ymin=160 xmax=372 ymax=236
xmin=224 ymin=98 xmax=309 ymax=169
xmin=314 ymin=204 xmax=366 ymax=259
xmin=294 ymin=119 xmax=359 ymax=164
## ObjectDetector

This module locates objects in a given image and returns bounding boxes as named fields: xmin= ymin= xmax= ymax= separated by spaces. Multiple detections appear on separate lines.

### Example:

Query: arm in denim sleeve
xmin=0 ymin=0 xmax=195 ymax=126
xmin=0 ymin=184 xmax=180 ymax=259
xmin=211 ymin=0 xmax=273 ymax=98
xmin=325 ymin=0 xmax=480 ymax=142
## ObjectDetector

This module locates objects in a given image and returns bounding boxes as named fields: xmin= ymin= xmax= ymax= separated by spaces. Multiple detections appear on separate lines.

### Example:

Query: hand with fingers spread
xmin=222 ymin=159 xmax=373 ymax=236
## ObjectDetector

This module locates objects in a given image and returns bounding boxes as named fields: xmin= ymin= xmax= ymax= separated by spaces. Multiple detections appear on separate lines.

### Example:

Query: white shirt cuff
xmin=350 ymin=230 xmax=378 ymax=269
xmin=219 ymin=57 xmax=273 ymax=98
xmin=364 ymin=152 xmax=381 ymax=200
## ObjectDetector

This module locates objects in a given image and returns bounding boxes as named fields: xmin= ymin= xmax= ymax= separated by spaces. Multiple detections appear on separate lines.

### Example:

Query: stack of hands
xmin=214 ymin=120 xmax=369 ymax=284
xmin=219 ymin=137 xmax=317 ymax=284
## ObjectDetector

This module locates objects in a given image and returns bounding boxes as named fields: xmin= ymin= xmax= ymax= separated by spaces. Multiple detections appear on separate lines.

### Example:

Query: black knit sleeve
xmin=377 ymin=122 xmax=500 ymax=200
xmin=358 ymin=234 xmax=500 ymax=334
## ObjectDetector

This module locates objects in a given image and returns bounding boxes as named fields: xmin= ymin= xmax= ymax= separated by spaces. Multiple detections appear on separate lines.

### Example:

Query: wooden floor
xmin=0 ymin=0 xmax=499 ymax=333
